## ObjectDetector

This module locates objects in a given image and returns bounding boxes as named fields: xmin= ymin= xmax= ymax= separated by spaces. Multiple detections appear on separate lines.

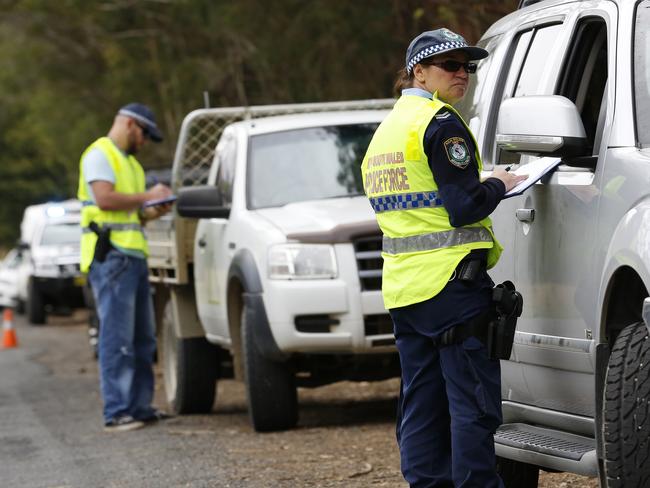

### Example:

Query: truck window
xmin=40 ymin=223 xmax=81 ymax=246
xmin=485 ymin=29 xmax=533 ymax=166
xmin=635 ymin=1 xmax=650 ymax=148
xmin=247 ymin=124 xmax=377 ymax=209
xmin=495 ymin=24 xmax=562 ymax=165
xmin=214 ymin=133 xmax=237 ymax=206
xmin=513 ymin=23 xmax=564 ymax=97
xmin=455 ymin=35 xmax=501 ymax=125
xmin=556 ymin=17 xmax=608 ymax=156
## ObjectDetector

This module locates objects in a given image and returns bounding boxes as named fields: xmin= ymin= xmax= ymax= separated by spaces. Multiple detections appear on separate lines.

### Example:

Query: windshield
xmin=636 ymin=1 xmax=650 ymax=147
xmin=247 ymin=123 xmax=378 ymax=209
xmin=40 ymin=223 xmax=81 ymax=246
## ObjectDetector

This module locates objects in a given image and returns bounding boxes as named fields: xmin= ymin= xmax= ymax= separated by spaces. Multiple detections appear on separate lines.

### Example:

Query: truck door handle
xmin=516 ymin=208 xmax=535 ymax=223
xmin=198 ymin=237 xmax=207 ymax=248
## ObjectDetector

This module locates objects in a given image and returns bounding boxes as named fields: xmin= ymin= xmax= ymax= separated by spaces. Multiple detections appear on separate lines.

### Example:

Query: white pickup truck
xmin=147 ymin=100 xmax=396 ymax=431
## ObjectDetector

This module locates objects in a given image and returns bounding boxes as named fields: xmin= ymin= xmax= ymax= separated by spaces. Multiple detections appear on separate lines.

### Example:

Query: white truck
xmin=18 ymin=200 xmax=85 ymax=324
xmin=147 ymin=100 xmax=396 ymax=431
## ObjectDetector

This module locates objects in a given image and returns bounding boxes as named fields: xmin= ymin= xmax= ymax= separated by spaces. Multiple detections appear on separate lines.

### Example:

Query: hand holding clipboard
xmin=142 ymin=195 xmax=178 ymax=208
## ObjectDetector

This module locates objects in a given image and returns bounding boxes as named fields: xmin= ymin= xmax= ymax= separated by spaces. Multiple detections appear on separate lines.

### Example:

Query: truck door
xmin=496 ymin=6 xmax=615 ymax=417
xmin=194 ymin=129 xmax=238 ymax=342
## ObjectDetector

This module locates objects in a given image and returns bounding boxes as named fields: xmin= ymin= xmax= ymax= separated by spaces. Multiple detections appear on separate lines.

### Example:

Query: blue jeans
xmin=88 ymin=249 xmax=157 ymax=423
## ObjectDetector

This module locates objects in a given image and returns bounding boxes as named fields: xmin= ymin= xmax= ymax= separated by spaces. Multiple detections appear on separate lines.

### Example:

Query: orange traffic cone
xmin=2 ymin=308 xmax=18 ymax=348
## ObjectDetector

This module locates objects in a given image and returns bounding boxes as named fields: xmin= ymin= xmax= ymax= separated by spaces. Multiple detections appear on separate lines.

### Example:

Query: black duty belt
xmin=433 ymin=309 xmax=493 ymax=348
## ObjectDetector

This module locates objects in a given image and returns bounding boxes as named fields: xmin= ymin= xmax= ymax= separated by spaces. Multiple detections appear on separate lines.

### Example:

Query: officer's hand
xmin=146 ymin=183 xmax=172 ymax=201
xmin=491 ymin=167 xmax=528 ymax=193
xmin=141 ymin=203 xmax=173 ymax=222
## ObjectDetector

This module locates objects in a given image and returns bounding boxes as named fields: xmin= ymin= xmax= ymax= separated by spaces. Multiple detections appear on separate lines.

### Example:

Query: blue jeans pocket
xmin=105 ymin=251 xmax=130 ymax=282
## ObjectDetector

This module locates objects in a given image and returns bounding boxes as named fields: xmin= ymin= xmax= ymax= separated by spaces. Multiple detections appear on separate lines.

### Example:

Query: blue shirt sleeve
xmin=82 ymin=148 xmax=115 ymax=203
xmin=424 ymin=110 xmax=505 ymax=227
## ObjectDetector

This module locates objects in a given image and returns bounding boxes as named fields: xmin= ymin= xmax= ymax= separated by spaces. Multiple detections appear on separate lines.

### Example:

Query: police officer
xmin=78 ymin=103 xmax=173 ymax=432
xmin=361 ymin=29 xmax=527 ymax=487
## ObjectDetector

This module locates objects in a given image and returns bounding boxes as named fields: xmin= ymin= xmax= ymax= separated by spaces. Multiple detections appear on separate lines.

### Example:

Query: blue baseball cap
xmin=118 ymin=102 xmax=163 ymax=142
xmin=405 ymin=28 xmax=489 ymax=74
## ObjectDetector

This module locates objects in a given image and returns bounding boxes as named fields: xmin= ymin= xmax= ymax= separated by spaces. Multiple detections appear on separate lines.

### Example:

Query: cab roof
xmin=228 ymin=109 xmax=390 ymax=136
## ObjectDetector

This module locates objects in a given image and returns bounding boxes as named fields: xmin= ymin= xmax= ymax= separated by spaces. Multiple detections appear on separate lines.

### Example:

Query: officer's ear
xmin=412 ymin=64 xmax=428 ymax=83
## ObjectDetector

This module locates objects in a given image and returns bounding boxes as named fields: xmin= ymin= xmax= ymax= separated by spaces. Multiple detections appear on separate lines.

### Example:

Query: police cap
xmin=405 ymin=28 xmax=489 ymax=75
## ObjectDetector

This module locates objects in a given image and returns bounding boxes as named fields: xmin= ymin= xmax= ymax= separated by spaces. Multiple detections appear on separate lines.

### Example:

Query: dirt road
xmin=0 ymin=310 xmax=598 ymax=487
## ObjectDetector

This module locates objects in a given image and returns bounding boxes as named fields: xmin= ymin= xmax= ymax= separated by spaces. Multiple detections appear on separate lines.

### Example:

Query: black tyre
xmin=27 ymin=277 xmax=46 ymax=325
xmin=241 ymin=306 xmax=297 ymax=432
xmin=161 ymin=300 xmax=219 ymax=414
xmin=497 ymin=456 xmax=539 ymax=488
xmin=15 ymin=299 xmax=25 ymax=315
xmin=603 ymin=321 xmax=650 ymax=487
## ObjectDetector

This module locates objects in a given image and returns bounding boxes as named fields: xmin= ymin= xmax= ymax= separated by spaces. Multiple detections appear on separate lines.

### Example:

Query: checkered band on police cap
xmin=405 ymin=28 xmax=489 ymax=74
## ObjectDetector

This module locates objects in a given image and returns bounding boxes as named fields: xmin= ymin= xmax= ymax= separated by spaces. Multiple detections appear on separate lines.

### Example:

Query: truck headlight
xmin=268 ymin=244 xmax=337 ymax=280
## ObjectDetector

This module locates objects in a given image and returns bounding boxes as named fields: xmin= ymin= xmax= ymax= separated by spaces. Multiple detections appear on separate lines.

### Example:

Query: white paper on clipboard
xmin=503 ymin=157 xmax=563 ymax=198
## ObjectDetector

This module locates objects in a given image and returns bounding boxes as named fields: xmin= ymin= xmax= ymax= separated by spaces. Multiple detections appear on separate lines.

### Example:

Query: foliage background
xmin=0 ymin=0 xmax=517 ymax=246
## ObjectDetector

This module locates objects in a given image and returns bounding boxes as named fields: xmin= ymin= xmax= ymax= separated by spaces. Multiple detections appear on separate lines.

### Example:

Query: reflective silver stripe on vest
xmin=369 ymin=191 xmax=444 ymax=213
xmin=382 ymin=227 xmax=492 ymax=255
xmin=81 ymin=223 xmax=143 ymax=234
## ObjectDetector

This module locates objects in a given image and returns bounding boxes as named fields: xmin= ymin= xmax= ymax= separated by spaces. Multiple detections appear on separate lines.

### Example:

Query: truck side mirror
xmin=496 ymin=95 xmax=588 ymax=159
xmin=16 ymin=240 xmax=30 ymax=251
xmin=177 ymin=185 xmax=230 ymax=219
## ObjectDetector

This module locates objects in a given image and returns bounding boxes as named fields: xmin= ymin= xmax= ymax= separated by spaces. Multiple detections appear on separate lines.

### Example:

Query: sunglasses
xmin=424 ymin=60 xmax=478 ymax=74
xmin=134 ymin=120 xmax=151 ymax=139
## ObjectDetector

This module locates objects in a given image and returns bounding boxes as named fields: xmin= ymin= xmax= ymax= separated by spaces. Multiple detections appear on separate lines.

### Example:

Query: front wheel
xmin=27 ymin=277 xmax=46 ymax=325
xmin=161 ymin=300 xmax=219 ymax=414
xmin=497 ymin=456 xmax=539 ymax=488
xmin=15 ymin=299 xmax=25 ymax=315
xmin=241 ymin=305 xmax=297 ymax=432
xmin=602 ymin=321 xmax=650 ymax=487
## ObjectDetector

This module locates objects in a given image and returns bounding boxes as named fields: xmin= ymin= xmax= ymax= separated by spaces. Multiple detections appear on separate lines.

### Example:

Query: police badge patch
xmin=443 ymin=137 xmax=471 ymax=169
xmin=440 ymin=28 xmax=464 ymax=42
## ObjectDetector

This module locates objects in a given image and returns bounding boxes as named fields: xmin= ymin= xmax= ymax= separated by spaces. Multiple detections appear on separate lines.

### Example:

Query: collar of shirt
xmin=402 ymin=87 xmax=433 ymax=99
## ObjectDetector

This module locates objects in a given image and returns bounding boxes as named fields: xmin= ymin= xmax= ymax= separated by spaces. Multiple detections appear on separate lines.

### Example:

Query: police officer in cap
xmin=361 ymin=29 xmax=527 ymax=487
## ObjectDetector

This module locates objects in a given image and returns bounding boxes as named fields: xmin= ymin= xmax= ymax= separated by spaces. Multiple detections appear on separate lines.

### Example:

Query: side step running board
xmin=495 ymin=423 xmax=598 ymax=477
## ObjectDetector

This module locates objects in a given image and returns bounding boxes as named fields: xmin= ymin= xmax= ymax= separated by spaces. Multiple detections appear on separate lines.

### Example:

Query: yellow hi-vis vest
xmin=361 ymin=94 xmax=502 ymax=309
xmin=77 ymin=137 xmax=148 ymax=273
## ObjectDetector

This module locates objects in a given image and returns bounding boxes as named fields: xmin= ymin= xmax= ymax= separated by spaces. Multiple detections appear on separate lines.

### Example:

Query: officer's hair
xmin=393 ymin=67 xmax=414 ymax=96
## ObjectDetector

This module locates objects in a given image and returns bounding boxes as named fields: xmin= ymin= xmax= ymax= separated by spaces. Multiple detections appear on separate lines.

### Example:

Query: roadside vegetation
xmin=0 ymin=0 xmax=516 ymax=246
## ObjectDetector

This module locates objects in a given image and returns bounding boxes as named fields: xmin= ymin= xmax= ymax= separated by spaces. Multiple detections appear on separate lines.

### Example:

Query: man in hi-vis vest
xmin=78 ymin=103 xmax=173 ymax=432
xmin=362 ymin=30 xmax=527 ymax=487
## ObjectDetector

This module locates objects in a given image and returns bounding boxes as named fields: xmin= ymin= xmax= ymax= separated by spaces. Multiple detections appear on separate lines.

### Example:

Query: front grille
xmin=364 ymin=314 xmax=393 ymax=336
xmin=353 ymin=234 xmax=383 ymax=291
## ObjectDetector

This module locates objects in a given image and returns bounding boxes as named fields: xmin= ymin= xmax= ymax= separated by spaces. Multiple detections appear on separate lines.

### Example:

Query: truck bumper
xmin=263 ymin=280 xmax=393 ymax=354
xmin=32 ymin=275 xmax=86 ymax=307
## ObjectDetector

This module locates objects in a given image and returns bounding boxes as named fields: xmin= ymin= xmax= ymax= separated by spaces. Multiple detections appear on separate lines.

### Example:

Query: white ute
xmin=147 ymin=100 xmax=396 ymax=431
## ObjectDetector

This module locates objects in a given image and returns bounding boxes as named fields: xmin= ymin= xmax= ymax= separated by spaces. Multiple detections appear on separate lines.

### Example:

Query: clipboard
xmin=503 ymin=158 xmax=563 ymax=198
xmin=142 ymin=195 xmax=178 ymax=208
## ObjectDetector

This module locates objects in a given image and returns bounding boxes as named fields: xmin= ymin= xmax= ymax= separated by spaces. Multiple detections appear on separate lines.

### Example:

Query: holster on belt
xmin=88 ymin=221 xmax=113 ymax=263
xmin=435 ymin=280 xmax=523 ymax=361
xmin=487 ymin=281 xmax=523 ymax=360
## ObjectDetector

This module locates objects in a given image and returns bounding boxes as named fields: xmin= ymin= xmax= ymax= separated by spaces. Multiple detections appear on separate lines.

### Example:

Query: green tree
xmin=0 ymin=0 xmax=517 ymax=246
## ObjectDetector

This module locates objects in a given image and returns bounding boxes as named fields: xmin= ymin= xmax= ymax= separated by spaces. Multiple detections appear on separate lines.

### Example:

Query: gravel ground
xmin=8 ymin=309 xmax=600 ymax=487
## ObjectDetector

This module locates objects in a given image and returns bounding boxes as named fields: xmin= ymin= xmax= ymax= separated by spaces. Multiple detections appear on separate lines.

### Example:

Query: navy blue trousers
xmin=390 ymin=270 xmax=504 ymax=488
